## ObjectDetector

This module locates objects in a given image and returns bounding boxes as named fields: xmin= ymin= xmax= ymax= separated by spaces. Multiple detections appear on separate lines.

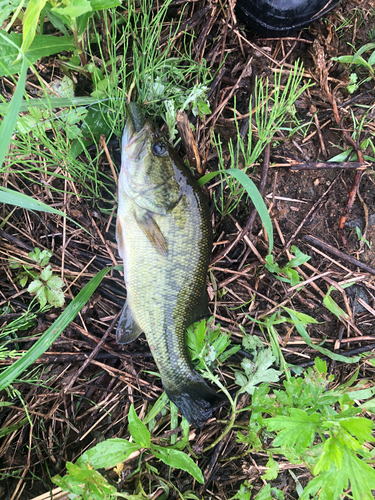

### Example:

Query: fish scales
xmin=116 ymin=109 xmax=223 ymax=427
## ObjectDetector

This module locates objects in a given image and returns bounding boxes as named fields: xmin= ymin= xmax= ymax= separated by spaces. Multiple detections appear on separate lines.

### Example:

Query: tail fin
xmin=164 ymin=374 xmax=226 ymax=428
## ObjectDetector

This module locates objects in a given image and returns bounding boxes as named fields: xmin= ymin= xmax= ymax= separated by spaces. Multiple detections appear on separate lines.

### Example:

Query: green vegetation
xmin=0 ymin=1 xmax=374 ymax=499
xmin=10 ymin=247 xmax=65 ymax=307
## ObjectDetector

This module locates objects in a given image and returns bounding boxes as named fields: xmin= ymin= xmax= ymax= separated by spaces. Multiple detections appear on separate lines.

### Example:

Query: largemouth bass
xmin=116 ymin=104 xmax=222 ymax=427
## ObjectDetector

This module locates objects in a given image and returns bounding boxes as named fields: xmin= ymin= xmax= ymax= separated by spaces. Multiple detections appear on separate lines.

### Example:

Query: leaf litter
xmin=0 ymin=1 xmax=375 ymax=499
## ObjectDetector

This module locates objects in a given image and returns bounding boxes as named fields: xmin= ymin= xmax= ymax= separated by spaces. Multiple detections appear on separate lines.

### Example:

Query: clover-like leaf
xmin=41 ymin=265 xmax=53 ymax=281
xmin=46 ymin=287 xmax=65 ymax=308
xmin=28 ymin=279 xmax=43 ymax=294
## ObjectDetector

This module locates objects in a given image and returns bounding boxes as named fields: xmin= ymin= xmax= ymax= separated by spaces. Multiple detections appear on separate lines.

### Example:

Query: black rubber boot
xmin=235 ymin=0 xmax=339 ymax=36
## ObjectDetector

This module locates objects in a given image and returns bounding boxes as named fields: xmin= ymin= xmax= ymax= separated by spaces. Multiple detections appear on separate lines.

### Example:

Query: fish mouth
xmin=122 ymin=120 xmax=154 ymax=161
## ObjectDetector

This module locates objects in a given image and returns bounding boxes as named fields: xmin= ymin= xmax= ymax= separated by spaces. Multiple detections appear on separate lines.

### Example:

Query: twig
xmin=289 ymin=161 xmax=368 ymax=171
xmin=304 ymin=235 xmax=375 ymax=275
xmin=63 ymin=313 xmax=120 ymax=393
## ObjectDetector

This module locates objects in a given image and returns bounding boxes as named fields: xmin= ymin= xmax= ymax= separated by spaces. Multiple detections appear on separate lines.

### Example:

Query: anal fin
xmin=116 ymin=300 xmax=143 ymax=345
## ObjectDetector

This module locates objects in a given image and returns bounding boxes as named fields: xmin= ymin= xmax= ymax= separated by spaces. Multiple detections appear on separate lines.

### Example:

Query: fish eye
xmin=152 ymin=141 xmax=167 ymax=156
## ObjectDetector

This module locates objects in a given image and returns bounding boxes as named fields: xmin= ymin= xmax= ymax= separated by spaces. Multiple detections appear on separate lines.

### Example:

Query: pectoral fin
xmin=135 ymin=211 xmax=168 ymax=256
xmin=116 ymin=300 xmax=143 ymax=345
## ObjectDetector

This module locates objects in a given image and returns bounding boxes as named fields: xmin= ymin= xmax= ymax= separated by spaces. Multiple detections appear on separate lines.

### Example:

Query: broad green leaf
xmin=152 ymin=446 xmax=204 ymax=483
xmin=0 ymin=0 xmax=23 ymax=26
xmin=90 ymin=0 xmax=121 ymax=9
xmin=198 ymin=168 xmax=273 ymax=253
xmin=52 ymin=0 xmax=92 ymax=18
xmin=288 ymin=246 xmax=311 ymax=267
xmin=0 ymin=266 xmax=119 ymax=391
xmin=368 ymin=50 xmax=375 ymax=66
xmin=21 ymin=0 xmax=48 ymax=53
xmin=76 ymin=438 xmax=141 ymax=469
xmin=328 ymin=149 xmax=352 ymax=162
xmin=128 ymin=405 xmax=151 ymax=447
xmin=0 ymin=32 xmax=75 ymax=76
xmin=354 ymin=42 xmax=375 ymax=58
xmin=0 ymin=188 xmax=68 ymax=214
xmin=0 ymin=57 xmax=27 ymax=167
xmin=323 ymin=294 xmax=348 ymax=321
xmin=267 ymin=409 xmax=321 ymax=453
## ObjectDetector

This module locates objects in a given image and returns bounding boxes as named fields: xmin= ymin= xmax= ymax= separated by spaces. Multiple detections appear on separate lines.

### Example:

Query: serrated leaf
xmin=267 ymin=409 xmax=320 ymax=453
xmin=128 ymin=405 xmax=151 ymax=447
xmin=238 ymin=349 xmax=280 ymax=395
xmin=230 ymin=484 xmax=252 ymax=500
xmin=38 ymin=249 xmax=53 ymax=266
xmin=347 ymin=451 xmax=375 ymax=500
xmin=53 ymin=462 xmax=117 ymax=499
xmin=46 ymin=287 xmax=65 ymax=308
xmin=35 ymin=286 xmax=47 ymax=307
xmin=314 ymin=436 xmax=344 ymax=474
xmin=340 ymin=417 xmax=373 ymax=444
xmin=47 ymin=275 xmax=64 ymax=290
xmin=20 ymin=275 xmax=29 ymax=288
xmin=28 ymin=279 xmax=43 ymax=293
xmin=262 ymin=456 xmax=279 ymax=480
xmin=40 ymin=265 xmax=53 ymax=281
xmin=76 ymin=438 xmax=141 ymax=469
xmin=152 ymin=446 xmax=204 ymax=483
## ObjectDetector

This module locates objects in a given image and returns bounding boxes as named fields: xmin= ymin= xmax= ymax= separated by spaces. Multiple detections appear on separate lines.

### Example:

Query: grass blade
xmin=198 ymin=168 xmax=273 ymax=253
xmin=0 ymin=266 xmax=120 ymax=391
xmin=0 ymin=186 xmax=71 ymax=216
xmin=0 ymin=57 xmax=27 ymax=167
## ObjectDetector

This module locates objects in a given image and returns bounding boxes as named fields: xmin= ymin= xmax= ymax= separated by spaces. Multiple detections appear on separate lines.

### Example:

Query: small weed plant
xmin=52 ymin=319 xmax=375 ymax=499
xmin=10 ymin=247 xmax=65 ymax=308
